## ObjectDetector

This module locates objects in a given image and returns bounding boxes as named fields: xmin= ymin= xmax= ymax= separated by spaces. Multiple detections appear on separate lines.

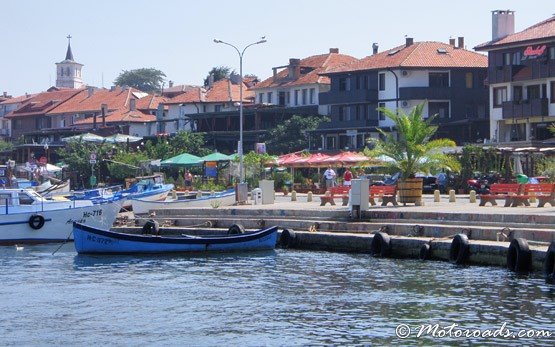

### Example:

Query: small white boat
xmin=0 ymin=188 xmax=121 ymax=245
xmin=130 ymin=189 xmax=236 ymax=215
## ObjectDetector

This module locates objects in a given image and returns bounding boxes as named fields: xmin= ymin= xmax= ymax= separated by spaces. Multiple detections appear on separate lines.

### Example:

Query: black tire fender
xmin=420 ymin=243 xmax=432 ymax=261
xmin=544 ymin=241 xmax=555 ymax=284
xmin=29 ymin=214 xmax=45 ymax=230
xmin=507 ymin=238 xmax=531 ymax=273
xmin=370 ymin=231 xmax=391 ymax=258
xmin=227 ymin=224 xmax=245 ymax=235
xmin=142 ymin=219 xmax=159 ymax=235
xmin=450 ymin=234 xmax=470 ymax=265
xmin=280 ymin=228 xmax=296 ymax=248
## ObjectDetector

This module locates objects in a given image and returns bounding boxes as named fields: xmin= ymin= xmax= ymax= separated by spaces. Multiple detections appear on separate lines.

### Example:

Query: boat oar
xmin=52 ymin=230 xmax=73 ymax=255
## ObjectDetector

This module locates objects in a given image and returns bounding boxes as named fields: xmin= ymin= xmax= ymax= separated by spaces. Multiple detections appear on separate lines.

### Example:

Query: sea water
xmin=0 ymin=245 xmax=553 ymax=346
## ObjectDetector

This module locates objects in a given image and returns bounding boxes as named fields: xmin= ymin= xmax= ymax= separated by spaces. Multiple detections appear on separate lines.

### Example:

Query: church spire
xmin=65 ymin=34 xmax=74 ymax=61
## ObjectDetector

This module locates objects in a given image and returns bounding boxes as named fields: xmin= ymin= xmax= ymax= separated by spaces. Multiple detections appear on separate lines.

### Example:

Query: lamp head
xmin=213 ymin=39 xmax=222 ymax=43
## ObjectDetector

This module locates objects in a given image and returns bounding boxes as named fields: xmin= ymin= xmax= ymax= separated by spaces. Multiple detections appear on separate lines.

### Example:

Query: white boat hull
xmin=0 ymin=202 xmax=121 ymax=245
xmin=131 ymin=190 xmax=236 ymax=215
xmin=122 ymin=190 xmax=169 ymax=210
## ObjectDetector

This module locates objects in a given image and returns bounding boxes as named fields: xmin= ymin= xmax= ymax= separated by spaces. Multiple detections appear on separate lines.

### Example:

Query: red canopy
xmin=322 ymin=151 xmax=370 ymax=166
xmin=277 ymin=152 xmax=302 ymax=166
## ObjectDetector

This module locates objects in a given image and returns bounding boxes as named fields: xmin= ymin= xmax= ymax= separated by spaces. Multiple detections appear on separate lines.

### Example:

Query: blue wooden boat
xmin=73 ymin=222 xmax=278 ymax=254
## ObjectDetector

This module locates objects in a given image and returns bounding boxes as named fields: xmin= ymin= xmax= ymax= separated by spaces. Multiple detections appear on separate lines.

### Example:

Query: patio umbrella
xmin=160 ymin=153 xmax=203 ymax=167
xmin=62 ymin=133 xmax=105 ymax=143
xmin=277 ymin=152 xmax=302 ymax=166
xmin=200 ymin=152 xmax=232 ymax=162
xmin=104 ymin=134 xmax=143 ymax=143
xmin=323 ymin=151 xmax=370 ymax=166
xmin=306 ymin=153 xmax=331 ymax=167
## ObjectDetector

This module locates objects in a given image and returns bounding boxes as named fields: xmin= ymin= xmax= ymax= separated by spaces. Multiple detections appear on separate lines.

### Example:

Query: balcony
xmin=319 ymin=89 xmax=378 ymax=105
xmin=502 ymin=98 xmax=548 ymax=119
xmin=398 ymin=87 xmax=453 ymax=100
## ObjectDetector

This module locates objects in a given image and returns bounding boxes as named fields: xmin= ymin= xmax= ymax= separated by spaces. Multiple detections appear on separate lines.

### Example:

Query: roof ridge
xmin=399 ymin=43 xmax=420 ymax=66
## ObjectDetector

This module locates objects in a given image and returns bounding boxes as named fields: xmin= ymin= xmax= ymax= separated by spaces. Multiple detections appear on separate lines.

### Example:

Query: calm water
xmin=0 ymin=244 xmax=554 ymax=346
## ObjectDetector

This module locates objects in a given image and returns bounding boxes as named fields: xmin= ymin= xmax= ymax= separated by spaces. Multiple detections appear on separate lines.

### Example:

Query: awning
xmin=160 ymin=153 xmax=203 ymax=167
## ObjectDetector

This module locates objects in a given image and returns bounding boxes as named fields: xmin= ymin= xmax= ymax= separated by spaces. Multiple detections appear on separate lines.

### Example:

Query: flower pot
xmin=397 ymin=178 xmax=423 ymax=204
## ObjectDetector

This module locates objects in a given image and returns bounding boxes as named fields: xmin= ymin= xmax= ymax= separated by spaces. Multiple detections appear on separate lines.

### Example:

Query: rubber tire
xmin=29 ymin=214 xmax=45 ymax=230
xmin=507 ymin=238 xmax=531 ymax=273
xmin=142 ymin=219 xmax=159 ymax=235
xmin=544 ymin=241 xmax=555 ymax=284
xmin=227 ymin=224 xmax=245 ymax=235
xmin=449 ymin=233 xmax=470 ymax=265
xmin=280 ymin=228 xmax=296 ymax=248
xmin=420 ymin=243 xmax=432 ymax=260
xmin=370 ymin=232 xmax=391 ymax=258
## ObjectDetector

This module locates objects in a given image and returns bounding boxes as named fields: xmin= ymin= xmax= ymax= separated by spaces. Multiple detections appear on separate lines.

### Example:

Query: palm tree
xmin=366 ymin=102 xmax=460 ymax=202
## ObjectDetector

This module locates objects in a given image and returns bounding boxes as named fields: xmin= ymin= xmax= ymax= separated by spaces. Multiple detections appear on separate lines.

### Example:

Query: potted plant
xmin=366 ymin=102 xmax=460 ymax=204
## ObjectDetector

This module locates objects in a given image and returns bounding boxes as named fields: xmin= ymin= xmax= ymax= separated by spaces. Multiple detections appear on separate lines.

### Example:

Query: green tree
xmin=144 ymin=131 xmax=210 ymax=160
xmin=366 ymin=102 xmax=460 ymax=178
xmin=0 ymin=140 xmax=13 ymax=152
xmin=107 ymin=150 xmax=149 ymax=181
xmin=266 ymin=115 xmax=329 ymax=155
xmin=114 ymin=68 xmax=166 ymax=93
xmin=57 ymin=140 xmax=114 ymax=188
xmin=241 ymin=151 xmax=275 ymax=187
xmin=203 ymin=66 xmax=232 ymax=86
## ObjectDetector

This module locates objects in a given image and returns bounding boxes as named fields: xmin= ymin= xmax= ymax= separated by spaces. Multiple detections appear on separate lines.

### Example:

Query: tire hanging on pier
xmin=142 ymin=219 xmax=159 ymax=235
xmin=227 ymin=224 xmax=245 ymax=235
xmin=419 ymin=243 xmax=432 ymax=260
xmin=506 ymin=238 xmax=532 ymax=273
xmin=449 ymin=234 xmax=470 ymax=265
xmin=280 ymin=228 xmax=296 ymax=248
xmin=370 ymin=232 xmax=391 ymax=258
xmin=544 ymin=241 xmax=555 ymax=284
xmin=28 ymin=214 xmax=45 ymax=230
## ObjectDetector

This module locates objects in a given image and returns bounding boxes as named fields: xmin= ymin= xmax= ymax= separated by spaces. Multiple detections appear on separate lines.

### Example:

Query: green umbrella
xmin=160 ymin=153 xmax=203 ymax=167
xmin=201 ymin=152 xmax=232 ymax=162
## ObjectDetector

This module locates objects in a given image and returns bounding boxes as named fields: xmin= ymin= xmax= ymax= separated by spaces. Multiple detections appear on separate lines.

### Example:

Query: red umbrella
xmin=322 ymin=151 xmax=370 ymax=166
xmin=277 ymin=152 xmax=302 ymax=166
xmin=306 ymin=153 xmax=332 ymax=167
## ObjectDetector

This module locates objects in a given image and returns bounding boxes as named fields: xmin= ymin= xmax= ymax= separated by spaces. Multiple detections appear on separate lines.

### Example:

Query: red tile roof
xmin=73 ymin=108 xmax=155 ymax=125
xmin=0 ymin=93 xmax=36 ymax=105
xmin=475 ymin=15 xmax=555 ymax=50
xmin=136 ymin=94 xmax=168 ymax=111
xmin=165 ymin=87 xmax=204 ymax=104
xmin=47 ymin=86 xmax=137 ymax=115
xmin=4 ymin=89 xmax=82 ymax=118
xmin=327 ymin=41 xmax=487 ymax=74
xmin=251 ymin=51 xmax=357 ymax=89
xmin=165 ymin=79 xmax=254 ymax=105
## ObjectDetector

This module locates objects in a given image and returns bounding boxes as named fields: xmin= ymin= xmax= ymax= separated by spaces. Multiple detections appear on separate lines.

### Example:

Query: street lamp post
xmin=213 ymin=37 xmax=266 ymax=183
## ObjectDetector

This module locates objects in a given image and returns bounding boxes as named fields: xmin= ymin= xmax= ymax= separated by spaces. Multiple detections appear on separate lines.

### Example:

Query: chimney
xmin=492 ymin=10 xmax=515 ymax=41
xmin=405 ymin=37 xmax=413 ymax=47
xmin=87 ymin=86 xmax=95 ymax=98
xmin=129 ymin=99 xmax=136 ymax=111
xmin=288 ymin=58 xmax=301 ymax=79
xmin=329 ymin=48 xmax=339 ymax=54
xmin=110 ymin=86 xmax=116 ymax=91
xmin=449 ymin=38 xmax=456 ymax=47
xmin=229 ymin=73 xmax=241 ymax=85
xmin=372 ymin=43 xmax=379 ymax=55
xmin=101 ymin=104 xmax=108 ymax=127
xmin=208 ymin=74 xmax=214 ymax=88
xmin=272 ymin=67 xmax=278 ymax=82
xmin=168 ymin=80 xmax=174 ymax=88
xmin=457 ymin=37 xmax=465 ymax=49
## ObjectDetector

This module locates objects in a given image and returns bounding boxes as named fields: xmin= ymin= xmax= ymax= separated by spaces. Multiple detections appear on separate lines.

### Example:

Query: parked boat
xmin=73 ymin=222 xmax=278 ymax=254
xmin=130 ymin=188 xmax=235 ymax=215
xmin=0 ymin=188 xmax=121 ymax=245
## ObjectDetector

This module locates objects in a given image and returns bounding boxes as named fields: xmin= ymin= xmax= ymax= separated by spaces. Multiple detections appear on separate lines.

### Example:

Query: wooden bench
xmin=320 ymin=186 xmax=351 ymax=206
xmin=479 ymin=183 xmax=523 ymax=207
xmin=515 ymin=183 xmax=555 ymax=207
xmin=369 ymin=185 xmax=398 ymax=206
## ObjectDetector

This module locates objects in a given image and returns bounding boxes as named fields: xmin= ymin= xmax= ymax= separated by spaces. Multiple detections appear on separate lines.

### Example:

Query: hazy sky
xmin=1 ymin=0 xmax=553 ymax=96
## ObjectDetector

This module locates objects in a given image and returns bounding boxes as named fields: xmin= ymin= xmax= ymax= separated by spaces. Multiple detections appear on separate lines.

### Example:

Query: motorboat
xmin=130 ymin=188 xmax=235 ymax=215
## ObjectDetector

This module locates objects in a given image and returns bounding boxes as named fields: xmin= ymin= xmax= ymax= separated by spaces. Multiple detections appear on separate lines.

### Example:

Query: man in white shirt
xmin=323 ymin=165 xmax=337 ymax=189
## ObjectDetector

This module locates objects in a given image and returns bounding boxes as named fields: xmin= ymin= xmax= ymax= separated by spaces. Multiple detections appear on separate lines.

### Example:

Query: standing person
xmin=437 ymin=171 xmax=447 ymax=194
xmin=184 ymin=170 xmax=193 ymax=190
xmin=323 ymin=165 xmax=336 ymax=189
xmin=343 ymin=168 xmax=353 ymax=186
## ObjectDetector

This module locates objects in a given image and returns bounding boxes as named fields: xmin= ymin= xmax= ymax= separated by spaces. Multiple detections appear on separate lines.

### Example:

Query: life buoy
xmin=544 ymin=241 xmax=555 ymax=284
xmin=28 ymin=214 xmax=45 ymax=230
xmin=280 ymin=228 xmax=296 ymax=248
xmin=507 ymin=238 xmax=531 ymax=273
xmin=370 ymin=231 xmax=391 ymax=258
xmin=142 ymin=219 xmax=159 ymax=235
xmin=227 ymin=224 xmax=245 ymax=235
xmin=449 ymin=234 xmax=470 ymax=265
xmin=420 ymin=243 xmax=432 ymax=260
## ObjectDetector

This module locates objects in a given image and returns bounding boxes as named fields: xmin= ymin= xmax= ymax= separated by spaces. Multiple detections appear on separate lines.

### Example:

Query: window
xmin=278 ymin=92 xmax=286 ymax=106
xmin=267 ymin=92 xmax=272 ymax=104
xmin=338 ymin=106 xmax=345 ymax=121
xmin=512 ymin=52 xmax=521 ymax=65
xmin=551 ymin=81 xmax=555 ymax=103
xmin=465 ymin=73 xmax=473 ymax=89
xmin=18 ymin=193 xmax=34 ymax=205
xmin=294 ymin=90 xmax=299 ymax=105
xmin=429 ymin=72 xmax=449 ymax=87
xmin=378 ymin=102 xmax=386 ymax=121
xmin=550 ymin=47 xmax=555 ymax=60
xmin=339 ymin=77 xmax=347 ymax=91
xmin=286 ymin=92 xmax=290 ymax=105
xmin=363 ymin=75 xmax=368 ymax=90
xmin=429 ymin=102 xmax=450 ymax=118
xmin=513 ymin=86 xmax=523 ymax=102
xmin=259 ymin=93 xmax=264 ymax=103
xmin=302 ymin=89 xmax=307 ymax=105
xmin=493 ymin=87 xmax=507 ymax=107
xmin=527 ymin=85 xmax=540 ymax=99
xmin=504 ymin=53 xmax=511 ymax=66
xmin=355 ymin=105 xmax=362 ymax=120
xmin=326 ymin=136 xmax=336 ymax=150
xmin=214 ymin=105 xmax=222 ymax=112
xmin=309 ymin=88 xmax=315 ymax=104
xmin=378 ymin=73 xmax=385 ymax=91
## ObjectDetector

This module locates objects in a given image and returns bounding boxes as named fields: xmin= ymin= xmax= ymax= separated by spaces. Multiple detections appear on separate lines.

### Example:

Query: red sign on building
xmin=523 ymin=45 xmax=547 ymax=59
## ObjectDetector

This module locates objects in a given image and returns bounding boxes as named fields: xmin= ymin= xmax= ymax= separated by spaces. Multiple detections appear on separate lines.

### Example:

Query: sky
xmin=1 ymin=0 xmax=553 ymax=96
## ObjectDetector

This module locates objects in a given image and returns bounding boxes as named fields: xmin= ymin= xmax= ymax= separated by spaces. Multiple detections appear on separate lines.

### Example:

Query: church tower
xmin=55 ymin=35 xmax=84 ymax=89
